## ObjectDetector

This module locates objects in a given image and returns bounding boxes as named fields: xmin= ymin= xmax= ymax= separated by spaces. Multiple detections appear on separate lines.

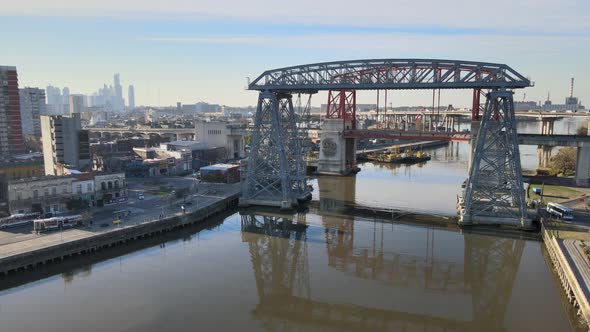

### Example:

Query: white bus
xmin=33 ymin=215 xmax=82 ymax=233
xmin=546 ymin=202 xmax=574 ymax=221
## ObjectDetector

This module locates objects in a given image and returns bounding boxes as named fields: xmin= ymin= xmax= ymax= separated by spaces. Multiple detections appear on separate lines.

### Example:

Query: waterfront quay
xmin=542 ymin=215 xmax=590 ymax=329
xmin=0 ymin=182 xmax=240 ymax=276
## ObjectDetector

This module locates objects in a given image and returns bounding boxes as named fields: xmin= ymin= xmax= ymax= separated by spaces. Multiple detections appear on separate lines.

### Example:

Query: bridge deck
xmin=345 ymin=130 xmax=590 ymax=147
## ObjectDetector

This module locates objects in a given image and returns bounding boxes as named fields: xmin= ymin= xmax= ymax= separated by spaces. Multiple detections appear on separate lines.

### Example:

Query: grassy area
xmin=143 ymin=180 xmax=165 ymax=186
xmin=528 ymin=184 xmax=583 ymax=203
xmin=144 ymin=186 xmax=174 ymax=196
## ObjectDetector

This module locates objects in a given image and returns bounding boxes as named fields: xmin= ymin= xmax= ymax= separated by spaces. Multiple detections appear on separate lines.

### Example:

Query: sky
xmin=1 ymin=0 xmax=589 ymax=108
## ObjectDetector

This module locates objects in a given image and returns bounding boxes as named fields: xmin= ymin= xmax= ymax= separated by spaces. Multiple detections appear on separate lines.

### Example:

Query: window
xmin=101 ymin=182 xmax=106 ymax=190
xmin=77 ymin=184 xmax=82 ymax=193
xmin=63 ymin=185 xmax=67 ymax=193
xmin=114 ymin=180 xmax=119 ymax=189
xmin=33 ymin=190 xmax=38 ymax=198
xmin=44 ymin=188 xmax=49 ymax=196
xmin=87 ymin=183 xmax=92 ymax=192
xmin=52 ymin=187 xmax=57 ymax=196
xmin=108 ymin=181 xmax=113 ymax=190
xmin=17 ymin=192 xmax=21 ymax=200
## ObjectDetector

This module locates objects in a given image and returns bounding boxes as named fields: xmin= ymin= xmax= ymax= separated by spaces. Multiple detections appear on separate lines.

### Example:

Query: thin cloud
xmin=3 ymin=0 xmax=589 ymax=33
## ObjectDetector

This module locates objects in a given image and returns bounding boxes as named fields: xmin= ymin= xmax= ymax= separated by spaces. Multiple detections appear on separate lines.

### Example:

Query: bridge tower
xmin=460 ymin=89 xmax=531 ymax=228
xmin=318 ymin=90 xmax=358 ymax=175
xmin=240 ymin=92 xmax=311 ymax=209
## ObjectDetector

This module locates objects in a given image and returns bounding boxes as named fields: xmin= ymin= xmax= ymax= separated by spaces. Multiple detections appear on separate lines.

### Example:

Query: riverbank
xmin=0 ymin=184 xmax=240 ymax=276
xmin=543 ymin=217 xmax=590 ymax=330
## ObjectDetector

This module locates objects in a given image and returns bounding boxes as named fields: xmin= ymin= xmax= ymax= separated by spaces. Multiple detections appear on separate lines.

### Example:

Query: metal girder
xmin=326 ymin=90 xmax=356 ymax=129
xmin=249 ymin=59 xmax=531 ymax=91
xmin=461 ymin=90 xmax=530 ymax=228
xmin=471 ymin=88 xmax=487 ymax=121
xmin=240 ymin=92 xmax=310 ymax=208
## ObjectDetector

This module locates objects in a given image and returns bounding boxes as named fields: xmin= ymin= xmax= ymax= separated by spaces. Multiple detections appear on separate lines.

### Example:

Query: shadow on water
xmin=0 ymin=209 xmax=236 ymax=292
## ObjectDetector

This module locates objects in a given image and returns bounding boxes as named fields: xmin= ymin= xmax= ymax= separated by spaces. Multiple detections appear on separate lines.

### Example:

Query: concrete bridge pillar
xmin=318 ymin=119 xmax=357 ymax=175
xmin=540 ymin=118 xmax=556 ymax=135
xmin=576 ymin=146 xmax=590 ymax=186
xmin=537 ymin=145 xmax=552 ymax=169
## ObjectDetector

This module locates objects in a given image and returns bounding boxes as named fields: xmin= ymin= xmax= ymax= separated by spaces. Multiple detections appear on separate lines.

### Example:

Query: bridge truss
xmin=240 ymin=92 xmax=309 ymax=209
xmin=243 ymin=59 xmax=532 ymax=226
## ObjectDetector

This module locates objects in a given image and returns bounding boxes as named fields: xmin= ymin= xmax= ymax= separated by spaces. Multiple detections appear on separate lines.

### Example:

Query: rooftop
xmin=201 ymin=163 xmax=240 ymax=171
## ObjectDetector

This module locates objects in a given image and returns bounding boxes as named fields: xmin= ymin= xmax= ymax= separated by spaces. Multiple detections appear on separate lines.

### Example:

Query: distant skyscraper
xmin=46 ymin=85 xmax=61 ymax=105
xmin=62 ymin=87 xmax=70 ymax=105
xmin=0 ymin=66 xmax=25 ymax=157
xmin=114 ymin=73 xmax=124 ymax=111
xmin=128 ymin=85 xmax=135 ymax=109
xmin=19 ymin=87 xmax=46 ymax=137
xmin=69 ymin=94 xmax=84 ymax=115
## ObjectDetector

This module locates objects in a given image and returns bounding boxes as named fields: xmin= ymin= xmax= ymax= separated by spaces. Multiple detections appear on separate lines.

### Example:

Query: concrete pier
xmin=542 ymin=222 xmax=590 ymax=329
xmin=318 ymin=119 xmax=357 ymax=175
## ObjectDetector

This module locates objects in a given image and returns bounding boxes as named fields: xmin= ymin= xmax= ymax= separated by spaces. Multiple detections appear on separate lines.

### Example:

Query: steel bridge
xmin=241 ymin=59 xmax=532 ymax=228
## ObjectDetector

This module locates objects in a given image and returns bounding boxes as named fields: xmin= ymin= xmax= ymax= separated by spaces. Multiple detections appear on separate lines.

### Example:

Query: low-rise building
xmin=7 ymin=176 xmax=75 ymax=215
xmin=72 ymin=173 xmax=95 ymax=207
xmin=94 ymin=173 xmax=127 ymax=206
xmin=194 ymin=120 xmax=245 ymax=159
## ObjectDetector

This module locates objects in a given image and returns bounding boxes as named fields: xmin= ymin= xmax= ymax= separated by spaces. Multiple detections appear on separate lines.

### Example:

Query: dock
xmin=357 ymin=140 xmax=449 ymax=155
xmin=0 ymin=185 xmax=240 ymax=276
xmin=306 ymin=140 xmax=449 ymax=173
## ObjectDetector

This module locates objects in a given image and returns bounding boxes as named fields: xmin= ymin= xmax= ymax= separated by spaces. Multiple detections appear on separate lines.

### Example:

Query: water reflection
xmin=240 ymin=207 xmax=525 ymax=331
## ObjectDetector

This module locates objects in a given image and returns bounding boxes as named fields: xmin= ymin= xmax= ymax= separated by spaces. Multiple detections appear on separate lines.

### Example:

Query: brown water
xmin=0 ymin=118 xmax=586 ymax=331
xmin=0 ymin=210 xmax=578 ymax=332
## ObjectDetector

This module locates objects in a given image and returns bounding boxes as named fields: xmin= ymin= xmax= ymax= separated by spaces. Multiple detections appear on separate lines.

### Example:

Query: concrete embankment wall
xmin=542 ymin=222 xmax=590 ymax=329
xmin=0 ymin=193 xmax=239 ymax=275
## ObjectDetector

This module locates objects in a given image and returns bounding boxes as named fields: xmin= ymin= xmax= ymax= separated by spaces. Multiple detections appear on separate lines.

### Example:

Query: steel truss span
xmin=249 ymin=59 xmax=531 ymax=92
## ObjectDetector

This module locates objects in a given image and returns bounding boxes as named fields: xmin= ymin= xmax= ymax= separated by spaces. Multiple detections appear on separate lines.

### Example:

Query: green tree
xmin=66 ymin=198 xmax=86 ymax=211
xmin=550 ymin=147 xmax=577 ymax=176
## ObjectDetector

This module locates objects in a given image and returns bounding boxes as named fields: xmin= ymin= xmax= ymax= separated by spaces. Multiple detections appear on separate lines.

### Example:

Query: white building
xmin=19 ymin=87 xmax=46 ymax=137
xmin=72 ymin=173 xmax=95 ymax=207
xmin=194 ymin=120 xmax=245 ymax=159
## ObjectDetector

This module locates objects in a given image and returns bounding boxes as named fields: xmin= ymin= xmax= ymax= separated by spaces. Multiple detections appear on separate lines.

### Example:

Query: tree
xmin=66 ymin=198 xmax=86 ymax=211
xmin=175 ymin=187 xmax=190 ymax=202
xmin=577 ymin=124 xmax=589 ymax=136
xmin=24 ymin=135 xmax=42 ymax=153
xmin=550 ymin=147 xmax=577 ymax=176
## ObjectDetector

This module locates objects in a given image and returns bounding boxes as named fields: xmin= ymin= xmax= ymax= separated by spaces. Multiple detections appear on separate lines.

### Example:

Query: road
xmin=0 ymin=178 xmax=240 ymax=259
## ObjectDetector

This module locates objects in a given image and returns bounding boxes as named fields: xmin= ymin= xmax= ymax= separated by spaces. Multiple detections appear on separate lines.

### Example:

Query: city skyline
xmin=1 ymin=0 xmax=588 ymax=108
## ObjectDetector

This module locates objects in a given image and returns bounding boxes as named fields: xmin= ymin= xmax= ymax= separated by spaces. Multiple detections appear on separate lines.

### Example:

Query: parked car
xmin=138 ymin=192 xmax=145 ymax=200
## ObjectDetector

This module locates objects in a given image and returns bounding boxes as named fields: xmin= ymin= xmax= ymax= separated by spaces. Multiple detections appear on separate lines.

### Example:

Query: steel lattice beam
xmin=240 ymin=92 xmax=310 ymax=209
xmin=461 ymin=89 xmax=530 ymax=228
xmin=249 ymin=59 xmax=531 ymax=91
xmin=326 ymin=90 xmax=356 ymax=129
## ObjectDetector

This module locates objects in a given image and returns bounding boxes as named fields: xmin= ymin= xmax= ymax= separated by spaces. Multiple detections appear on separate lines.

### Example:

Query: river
xmin=0 ymin=118 xmax=587 ymax=331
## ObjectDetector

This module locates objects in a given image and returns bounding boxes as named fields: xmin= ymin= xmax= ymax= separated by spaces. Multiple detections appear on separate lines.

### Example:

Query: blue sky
xmin=1 ymin=0 xmax=589 ymax=107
